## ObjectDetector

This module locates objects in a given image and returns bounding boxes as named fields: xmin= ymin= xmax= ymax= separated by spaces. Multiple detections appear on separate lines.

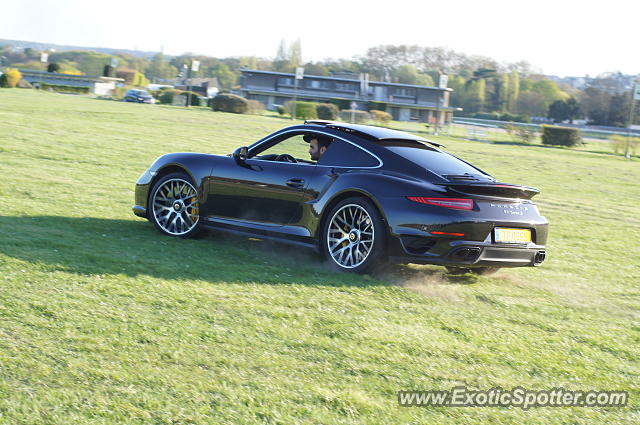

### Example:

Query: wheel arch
xmin=149 ymin=164 xmax=196 ymax=193
xmin=146 ymin=164 xmax=198 ymax=212
xmin=316 ymin=189 xmax=390 ymax=241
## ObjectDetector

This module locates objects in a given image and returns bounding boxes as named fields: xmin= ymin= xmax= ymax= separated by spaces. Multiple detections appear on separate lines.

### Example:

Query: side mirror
xmin=233 ymin=146 xmax=249 ymax=163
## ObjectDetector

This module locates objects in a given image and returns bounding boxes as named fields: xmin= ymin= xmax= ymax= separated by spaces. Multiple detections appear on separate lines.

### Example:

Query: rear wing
xmin=443 ymin=182 xmax=540 ymax=200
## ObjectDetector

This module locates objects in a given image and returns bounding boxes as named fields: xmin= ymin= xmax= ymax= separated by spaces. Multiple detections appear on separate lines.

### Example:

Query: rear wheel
xmin=149 ymin=172 xmax=202 ymax=238
xmin=321 ymin=197 xmax=387 ymax=273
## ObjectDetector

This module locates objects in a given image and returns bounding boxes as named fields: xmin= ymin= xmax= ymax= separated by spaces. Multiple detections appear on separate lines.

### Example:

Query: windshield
xmin=379 ymin=140 xmax=486 ymax=177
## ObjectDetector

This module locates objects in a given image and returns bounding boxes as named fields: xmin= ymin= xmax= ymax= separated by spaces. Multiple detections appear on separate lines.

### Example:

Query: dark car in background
xmin=132 ymin=121 xmax=548 ymax=274
xmin=124 ymin=89 xmax=155 ymax=104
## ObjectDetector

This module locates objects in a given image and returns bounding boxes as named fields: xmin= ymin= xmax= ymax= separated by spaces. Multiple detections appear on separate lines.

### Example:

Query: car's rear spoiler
xmin=443 ymin=182 xmax=540 ymax=200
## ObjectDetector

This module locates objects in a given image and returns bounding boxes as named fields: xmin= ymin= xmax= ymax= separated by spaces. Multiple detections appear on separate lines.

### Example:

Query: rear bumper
xmin=390 ymin=239 xmax=547 ymax=268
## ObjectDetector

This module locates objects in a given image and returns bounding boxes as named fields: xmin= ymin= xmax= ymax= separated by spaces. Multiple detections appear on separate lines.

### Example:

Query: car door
xmin=206 ymin=134 xmax=316 ymax=226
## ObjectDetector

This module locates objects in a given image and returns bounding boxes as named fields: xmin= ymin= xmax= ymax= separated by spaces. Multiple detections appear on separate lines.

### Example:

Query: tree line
xmin=1 ymin=42 xmax=636 ymax=127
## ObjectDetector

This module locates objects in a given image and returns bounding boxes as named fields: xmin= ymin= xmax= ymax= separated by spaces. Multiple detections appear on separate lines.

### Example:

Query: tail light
xmin=407 ymin=197 xmax=474 ymax=210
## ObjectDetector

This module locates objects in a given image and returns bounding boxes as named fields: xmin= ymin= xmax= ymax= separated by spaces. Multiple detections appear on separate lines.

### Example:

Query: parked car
xmin=124 ymin=89 xmax=154 ymax=104
xmin=132 ymin=121 xmax=548 ymax=274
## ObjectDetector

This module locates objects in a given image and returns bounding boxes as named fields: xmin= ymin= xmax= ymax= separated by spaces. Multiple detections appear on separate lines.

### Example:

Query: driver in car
xmin=304 ymin=134 xmax=333 ymax=161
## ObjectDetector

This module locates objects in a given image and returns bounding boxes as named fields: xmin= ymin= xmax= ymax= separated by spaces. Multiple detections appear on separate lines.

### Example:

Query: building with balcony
xmin=19 ymin=69 xmax=123 ymax=95
xmin=239 ymin=69 xmax=455 ymax=123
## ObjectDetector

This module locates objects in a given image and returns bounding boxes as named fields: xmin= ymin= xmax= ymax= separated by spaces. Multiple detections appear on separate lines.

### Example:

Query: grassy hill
xmin=0 ymin=90 xmax=638 ymax=424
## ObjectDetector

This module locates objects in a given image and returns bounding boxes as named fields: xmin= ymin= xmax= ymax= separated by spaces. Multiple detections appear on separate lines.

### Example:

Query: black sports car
xmin=124 ymin=89 xmax=155 ymax=104
xmin=133 ymin=121 xmax=548 ymax=274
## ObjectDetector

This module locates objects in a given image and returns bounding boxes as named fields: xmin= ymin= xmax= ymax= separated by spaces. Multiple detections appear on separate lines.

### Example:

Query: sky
xmin=2 ymin=0 xmax=638 ymax=77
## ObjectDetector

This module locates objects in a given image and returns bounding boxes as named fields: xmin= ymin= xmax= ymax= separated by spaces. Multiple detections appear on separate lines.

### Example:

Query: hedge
xmin=339 ymin=109 xmax=371 ymax=124
xmin=0 ymin=68 xmax=22 ymax=88
xmin=457 ymin=111 xmax=531 ymax=123
xmin=159 ymin=89 xmax=181 ymax=105
xmin=40 ymin=83 xmax=89 ymax=94
xmin=370 ymin=110 xmax=391 ymax=124
xmin=541 ymin=125 xmax=583 ymax=147
xmin=316 ymin=103 xmax=339 ymax=120
xmin=329 ymin=98 xmax=351 ymax=110
xmin=212 ymin=93 xmax=249 ymax=114
xmin=284 ymin=101 xmax=318 ymax=119
xmin=609 ymin=135 xmax=639 ymax=156
xmin=246 ymin=99 xmax=266 ymax=115
xmin=181 ymin=91 xmax=201 ymax=107
xmin=367 ymin=101 xmax=387 ymax=112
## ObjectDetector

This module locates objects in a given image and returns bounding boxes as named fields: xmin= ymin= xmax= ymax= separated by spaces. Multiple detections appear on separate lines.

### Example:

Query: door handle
xmin=286 ymin=178 xmax=305 ymax=188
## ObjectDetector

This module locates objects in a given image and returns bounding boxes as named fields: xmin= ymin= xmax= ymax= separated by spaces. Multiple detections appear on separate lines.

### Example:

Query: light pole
xmin=186 ymin=60 xmax=200 ymax=108
xmin=39 ymin=51 xmax=49 ymax=90
xmin=292 ymin=67 xmax=304 ymax=120
xmin=292 ymin=77 xmax=297 ymax=120
xmin=434 ymin=72 xmax=448 ymax=136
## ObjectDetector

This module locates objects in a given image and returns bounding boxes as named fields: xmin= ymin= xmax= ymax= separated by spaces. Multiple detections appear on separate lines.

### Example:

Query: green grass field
xmin=0 ymin=89 xmax=638 ymax=424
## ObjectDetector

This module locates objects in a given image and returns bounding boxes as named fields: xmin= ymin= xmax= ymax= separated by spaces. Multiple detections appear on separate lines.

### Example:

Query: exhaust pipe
xmin=534 ymin=251 xmax=546 ymax=264
xmin=450 ymin=247 xmax=481 ymax=261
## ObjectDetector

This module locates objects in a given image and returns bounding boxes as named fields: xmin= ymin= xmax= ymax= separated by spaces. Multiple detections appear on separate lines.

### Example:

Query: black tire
xmin=321 ymin=197 xmax=387 ymax=273
xmin=148 ymin=172 xmax=203 ymax=238
xmin=445 ymin=266 xmax=499 ymax=276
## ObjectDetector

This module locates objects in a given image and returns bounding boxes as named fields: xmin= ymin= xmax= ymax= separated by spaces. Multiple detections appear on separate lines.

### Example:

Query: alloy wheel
xmin=326 ymin=204 xmax=374 ymax=268
xmin=151 ymin=178 xmax=199 ymax=235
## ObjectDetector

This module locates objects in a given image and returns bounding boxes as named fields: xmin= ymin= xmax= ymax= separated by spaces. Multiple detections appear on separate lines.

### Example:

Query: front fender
xmin=134 ymin=152 xmax=226 ymax=217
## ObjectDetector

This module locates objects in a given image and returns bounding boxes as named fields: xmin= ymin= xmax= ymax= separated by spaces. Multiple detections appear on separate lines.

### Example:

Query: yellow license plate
xmin=494 ymin=227 xmax=531 ymax=243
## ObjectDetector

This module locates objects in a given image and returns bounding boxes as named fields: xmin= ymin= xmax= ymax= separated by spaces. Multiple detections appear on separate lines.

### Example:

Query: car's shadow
xmin=0 ymin=215 xmax=473 ymax=287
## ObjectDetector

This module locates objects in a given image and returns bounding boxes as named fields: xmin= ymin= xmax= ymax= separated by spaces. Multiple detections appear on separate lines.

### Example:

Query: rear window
xmin=380 ymin=140 xmax=483 ymax=176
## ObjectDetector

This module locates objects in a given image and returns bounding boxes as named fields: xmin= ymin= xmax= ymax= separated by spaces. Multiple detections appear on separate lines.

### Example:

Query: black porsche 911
xmin=133 ymin=120 xmax=548 ymax=274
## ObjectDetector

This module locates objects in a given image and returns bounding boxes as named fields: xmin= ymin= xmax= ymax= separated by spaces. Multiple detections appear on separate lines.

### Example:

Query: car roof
xmin=303 ymin=120 xmax=443 ymax=147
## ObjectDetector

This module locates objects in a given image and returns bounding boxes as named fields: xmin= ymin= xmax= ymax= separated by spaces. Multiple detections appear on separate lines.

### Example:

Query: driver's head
xmin=304 ymin=134 xmax=332 ymax=161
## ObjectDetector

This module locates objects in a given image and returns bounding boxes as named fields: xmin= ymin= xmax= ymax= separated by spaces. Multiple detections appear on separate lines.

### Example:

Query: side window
xmin=318 ymin=139 xmax=379 ymax=167
xmin=255 ymin=134 xmax=310 ymax=160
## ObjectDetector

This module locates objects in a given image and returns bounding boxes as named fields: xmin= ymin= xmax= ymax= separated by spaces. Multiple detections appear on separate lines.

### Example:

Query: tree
xmin=498 ymin=73 xmax=510 ymax=112
xmin=532 ymin=79 xmax=568 ymax=111
xmin=548 ymin=100 xmax=570 ymax=122
xmin=508 ymin=70 xmax=520 ymax=111
xmin=416 ymin=72 xmax=435 ymax=87
xmin=447 ymin=74 xmax=466 ymax=109
xmin=465 ymin=78 xmax=486 ymax=112
xmin=47 ymin=63 xmax=60 ymax=73
xmin=210 ymin=63 xmax=235 ymax=89
xmin=46 ymin=50 xmax=133 ymax=76
xmin=289 ymin=39 xmax=302 ymax=69
xmin=146 ymin=53 xmax=177 ymax=82
xmin=579 ymin=87 xmax=610 ymax=125
xmin=548 ymin=98 xmax=580 ymax=123
xmin=565 ymin=97 xmax=580 ymax=123
xmin=275 ymin=39 xmax=288 ymax=62
xmin=304 ymin=62 xmax=329 ymax=76
xmin=391 ymin=65 xmax=435 ymax=86
xmin=0 ymin=68 xmax=22 ymax=88
xmin=516 ymin=91 xmax=546 ymax=116
xmin=273 ymin=40 xmax=290 ymax=72
xmin=238 ymin=56 xmax=259 ymax=70
xmin=608 ymin=93 xmax=630 ymax=127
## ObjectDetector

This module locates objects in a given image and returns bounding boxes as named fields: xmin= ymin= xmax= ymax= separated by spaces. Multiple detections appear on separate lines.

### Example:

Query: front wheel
xmin=148 ymin=172 xmax=202 ymax=238
xmin=321 ymin=197 xmax=387 ymax=273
